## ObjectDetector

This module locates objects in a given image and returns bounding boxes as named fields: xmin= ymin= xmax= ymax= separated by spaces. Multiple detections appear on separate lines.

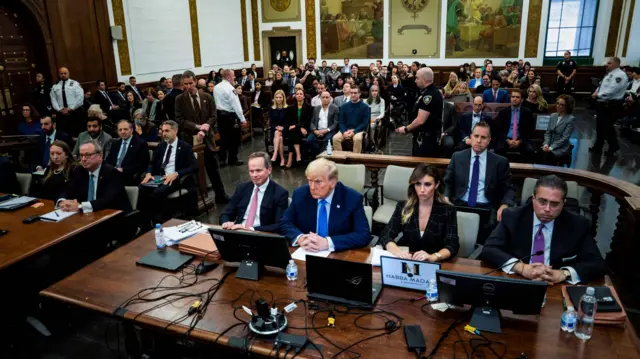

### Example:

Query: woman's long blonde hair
xmin=401 ymin=164 xmax=449 ymax=224
xmin=43 ymin=140 xmax=74 ymax=183
xmin=529 ymin=84 xmax=548 ymax=111
xmin=272 ymin=89 xmax=288 ymax=109
xmin=443 ymin=72 xmax=459 ymax=96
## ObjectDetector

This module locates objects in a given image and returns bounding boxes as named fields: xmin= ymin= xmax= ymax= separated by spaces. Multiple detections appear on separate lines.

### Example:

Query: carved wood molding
xmin=111 ymin=0 xmax=131 ymax=75
xmin=524 ymin=0 xmax=543 ymax=58
xmin=251 ymin=0 xmax=260 ymax=61
xmin=622 ymin=0 xmax=636 ymax=57
xmin=606 ymin=0 xmax=624 ymax=57
xmin=305 ymin=0 xmax=316 ymax=59
xmin=188 ymin=0 xmax=201 ymax=67
xmin=241 ymin=0 xmax=249 ymax=62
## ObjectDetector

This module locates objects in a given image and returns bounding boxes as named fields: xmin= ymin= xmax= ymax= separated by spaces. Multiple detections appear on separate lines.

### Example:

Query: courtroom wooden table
xmin=41 ymin=219 xmax=640 ymax=358
xmin=0 ymin=197 xmax=121 ymax=271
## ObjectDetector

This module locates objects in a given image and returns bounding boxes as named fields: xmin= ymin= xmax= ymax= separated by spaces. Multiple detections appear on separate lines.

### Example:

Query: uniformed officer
xmin=214 ymin=69 xmax=246 ymax=166
xmin=50 ymin=67 xmax=85 ymax=137
xmin=591 ymin=57 xmax=629 ymax=156
xmin=395 ymin=67 xmax=443 ymax=157
xmin=32 ymin=72 xmax=51 ymax=116
xmin=556 ymin=51 xmax=578 ymax=95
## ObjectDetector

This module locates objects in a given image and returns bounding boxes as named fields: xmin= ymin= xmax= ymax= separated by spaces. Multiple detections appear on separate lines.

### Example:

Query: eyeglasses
xmin=78 ymin=152 xmax=97 ymax=159
xmin=534 ymin=197 xmax=563 ymax=209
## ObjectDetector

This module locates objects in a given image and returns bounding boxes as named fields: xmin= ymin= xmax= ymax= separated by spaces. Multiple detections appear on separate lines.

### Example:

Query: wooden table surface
xmin=0 ymin=197 xmax=121 ymax=270
xmin=41 ymin=219 xmax=640 ymax=358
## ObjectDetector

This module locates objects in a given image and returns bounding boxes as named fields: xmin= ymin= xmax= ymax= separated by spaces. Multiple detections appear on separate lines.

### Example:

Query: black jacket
xmin=92 ymin=90 xmax=115 ymax=114
xmin=495 ymin=106 xmax=535 ymax=144
xmin=35 ymin=130 xmax=74 ymax=169
xmin=162 ymin=88 xmax=184 ymax=122
xmin=219 ymin=180 xmax=289 ymax=233
xmin=105 ymin=136 xmax=150 ymax=186
xmin=148 ymin=139 xmax=198 ymax=185
xmin=480 ymin=202 xmax=606 ymax=283
xmin=458 ymin=112 xmax=493 ymax=141
xmin=0 ymin=156 xmax=20 ymax=194
xmin=60 ymin=163 xmax=132 ymax=212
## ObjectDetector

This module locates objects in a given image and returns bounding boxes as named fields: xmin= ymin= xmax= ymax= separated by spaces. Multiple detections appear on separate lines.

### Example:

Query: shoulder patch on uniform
xmin=616 ymin=77 xmax=622 ymax=83
xmin=423 ymin=95 xmax=432 ymax=105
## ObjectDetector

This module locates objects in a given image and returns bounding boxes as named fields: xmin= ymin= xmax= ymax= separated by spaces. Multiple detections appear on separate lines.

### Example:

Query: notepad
xmin=39 ymin=209 xmax=78 ymax=222
xmin=291 ymin=247 xmax=331 ymax=261
xmin=370 ymin=245 xmax=409 ymax=266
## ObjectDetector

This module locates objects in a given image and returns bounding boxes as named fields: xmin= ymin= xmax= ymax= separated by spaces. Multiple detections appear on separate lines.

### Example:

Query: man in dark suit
xmin=494 ymin=89 xmax=535 ymax=161
xmin=307 ymin=91 xmax=339 ymax=157
xmin=457 ymin=96 xmax=493 ymax=151
xmin=482 ymin=78 xmax=509 ymax=103
xmin=236 ymin=69 xmax=248 ymax=87
xmin=139 ymin=120 xmax=198 ymax=221
xmin=242 ymin=73 xmax=256 ymax=93
xmin=125 ymin=76 xmax=143 ymax=101
xmin=440 ymin=99 xmax=457 ymax=157
xmin=163 ymin=74 xmax=184 ymax=122
xmin=444 ymin=121 xmax=515 ymax=233
xmin=175 ymin=70 xmax=229 ymax=203
xmin=0 ymin=156 xmax=20 ymax=195
xmin=34 ymin=116 xmax=73 ymax=171
xmin=104 ymin=120 xmax=149 ymax=186
xmin=111 ymin=82 xmax=128 ymax=107
xmin=57 ymin=139 xmax=131 ymax=213
xmin=480 ymin=175 xmax=605 ymax=284
xmin=281 ymin=158 xmax=370 ymax=252
xmin=92 ymin=80 xmax=119 ymax=115
xmin=219 ymin=152 xmax=289 ymax=233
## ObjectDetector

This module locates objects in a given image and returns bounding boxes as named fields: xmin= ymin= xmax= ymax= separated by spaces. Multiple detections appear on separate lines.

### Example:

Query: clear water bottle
xmin=286 ymin=259 xmax=298 ymax=281
xmin=155 ymin=223 xmax=166 ymax=250
xmin=560 ymin=306 xmax=577 ymax=332
xmin=426 ymin=279 xmax=439 ymax=302
xmin=326 ymin=140 xmax=333 ymax=155
xmin=575 ymin=287 xmax=597 ymax=340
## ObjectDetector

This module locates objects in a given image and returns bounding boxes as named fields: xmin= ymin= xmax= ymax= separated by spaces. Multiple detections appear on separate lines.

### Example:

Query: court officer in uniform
xmin=556 ymin=51 xmax=577 ymax=95
xmin=214 ymin=69 xmax=247 ymax=166
xmin=50 ymin=67 xmax=85 ymax=136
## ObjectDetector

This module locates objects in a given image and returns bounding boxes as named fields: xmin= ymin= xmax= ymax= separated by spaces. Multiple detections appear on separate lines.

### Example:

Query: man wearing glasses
xmin=58 ymin=140 xmax=131 ymax=213
xmin=480 ymin=175 xmax=605 ymax=284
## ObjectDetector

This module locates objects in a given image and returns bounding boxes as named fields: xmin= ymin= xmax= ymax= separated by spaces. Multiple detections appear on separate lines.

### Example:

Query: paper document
xmin=163 ymin=221 xmax=210 ymax=245
xmin=32 ymin=170 xmax=45 ymax=176
xmin=291 ymin=247 xmax=331 ymax=261
xmin=39 ymin=209 xmax=78 ymax=222
xmin=0 ymin=196 xmax=36 ymax=209
xmin=370 ymin=245 xmax=409 ymax=266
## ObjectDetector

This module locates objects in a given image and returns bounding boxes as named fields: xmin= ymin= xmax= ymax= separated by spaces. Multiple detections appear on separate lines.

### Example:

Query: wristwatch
xmin=562 ymin=269 xmax=571 ymax=281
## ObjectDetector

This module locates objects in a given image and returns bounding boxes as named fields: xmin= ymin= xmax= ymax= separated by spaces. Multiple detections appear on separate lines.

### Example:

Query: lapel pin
xmin=337 ymin=204 xmax=340 ymax=209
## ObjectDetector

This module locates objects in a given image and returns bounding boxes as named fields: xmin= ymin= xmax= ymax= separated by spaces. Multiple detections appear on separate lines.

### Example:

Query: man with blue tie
xmin=34 ymin=116 xmax=73 ymax=171
xmin=105 ymin=120 xmax=149 ymax=185
xmin=482 ymin=78 xmax=509 ymax=103
xmin=456 ymin=96 xmax=492 ymax=151
xmin=494 ymin=90 xmax=535 ymax=161
xmin=281 ymin=158 xmax=370 ymax=252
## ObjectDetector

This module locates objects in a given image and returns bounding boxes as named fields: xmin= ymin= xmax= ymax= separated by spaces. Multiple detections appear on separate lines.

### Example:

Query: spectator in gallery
xmin=450 ymin=82 xmax=474 ymax=103
xmin=265 ymin=70 xmax=275 ymax=87
xmin=18 ymin=103 xmax=42 ymax=136
xmin=468 ymin=62 xmax=477 ymax=77
xmin=141 ymin=88 xmax=160 ymax=124
xmin=482 ymin=77 xmax=510 ymax=103
xmin=519 ymin=61 xmax=532 ymax=80
xmin=154 ymin=90 xmax=168 ymax=125
xmin=538 ymin=94 xmax=575 ymax=165
xmin=498 ymin=70 xmax=510 ymax=88
xmin=475 ymin=74 xmax=492 ymax=94
xmin=235 ymin=84 xmax=249 ymax=113
xmin=271 ymin=71 xmax=288 ymax=96
xmin=506 ymin=70 xmax=520 ymax=88
xmin=520 ymin=69 xmax=537 ymax=90
xmin=285 ymin=89 xmax=312 ymax=168
xmin=366 ymin=84 xmax=385 ymax=148
xmin=522 ymin=84 xmax=549 ymax=114
xmin=443 ymin=72 xmax=459 ymax=98
xmin=206 ymin=81 xmax=215 ymax=96
xmin=469 ymin=68 xmax=484 ymax=89
xmin=457 ymin=64 xmax=469 ymax=82
xmin=134 ymin=109 xmax=158 ymax=143
xmin=125 ymin=90 xmax=142 ymax=121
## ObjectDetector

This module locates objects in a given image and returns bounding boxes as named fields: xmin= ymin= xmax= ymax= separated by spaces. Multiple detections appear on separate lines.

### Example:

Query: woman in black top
xmin=125 ymin=90 xmax=142 ymax=121
xmin=380 ymin=164 xmax=460 ymax=262
xmin=36 ymin=140 xmax=75 ymax=200
xmin=285 ymin=89 xmax=312 ymax=168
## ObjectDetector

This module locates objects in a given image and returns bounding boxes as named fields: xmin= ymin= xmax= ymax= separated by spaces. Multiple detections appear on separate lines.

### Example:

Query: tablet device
xmin=136 ymin=249 xmax=194 ymax=271
xmin=380 ymin=256 xmax=440 ymax=292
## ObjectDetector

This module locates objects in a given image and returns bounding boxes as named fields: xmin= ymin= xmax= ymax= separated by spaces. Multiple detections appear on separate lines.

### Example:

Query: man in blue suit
xmin=482 ymin=78 xmax=509 ymax=103
xmin=281 ymin=158 xmax=370 ymax=252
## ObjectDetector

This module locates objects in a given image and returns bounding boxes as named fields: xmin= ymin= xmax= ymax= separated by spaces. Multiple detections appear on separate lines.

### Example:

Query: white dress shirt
xmin=163 ymin=140 xmax=178 ymax=175
xmin=501 ymin=212 xmax=580 ymax=284
xmin=46 ymin=129 xmax=57 ymax=144
xmin=50 ymin=79 xmax=84 ymax=111
xmin=241 ymin=179 xmax=270 ymax=228
xmin=293 ymin=189 xmax=337 ymax=252
xmin=630 ymin=79 xmax=640 ymax=94
xmin=597 ymin=68 xmax=629 ymax=101
xmin=214 ymin=80 xmax=246 ymax=122
xmin=318 ymin=106 xmax=329 ymax=130
xmin=463 ymin=112 xmax=483 ymax=142
xmin=56 ymin=165 xmax=100 ymax=213
xmin=461 ymin=149 xmax=489 ymax=204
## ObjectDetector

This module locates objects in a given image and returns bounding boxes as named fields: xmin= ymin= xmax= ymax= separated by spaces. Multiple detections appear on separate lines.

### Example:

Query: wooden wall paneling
xmin=94 ymin=0 xmax=117 ymax=86
xmin=251 ymin=0 xmax=260 ymax=62
xmin=305 ymin=0 xmax=316 ymax=59
xmin=605 ymin=0 xmax=625 ymax=57
xmin=188 ymin=0 xmax=202 ymax=68
xmin=623 ymin=0 xmax=636 ymax=57
xmin=110 ymin=0 xmax=131 ymax=76
xmin=241 ymin=0 xmax=249 ymax=62
xmin=524 ymin=0 xmax=543 ymax=58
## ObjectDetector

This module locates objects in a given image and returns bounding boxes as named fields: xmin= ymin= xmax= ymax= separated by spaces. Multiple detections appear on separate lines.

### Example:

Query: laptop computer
xmin=306 ymin=256 xmax=382 ymax=308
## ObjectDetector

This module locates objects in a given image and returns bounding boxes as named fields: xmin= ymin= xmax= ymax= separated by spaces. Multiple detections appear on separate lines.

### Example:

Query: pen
xmin=55 ymin=210 xmax=59 ymax=217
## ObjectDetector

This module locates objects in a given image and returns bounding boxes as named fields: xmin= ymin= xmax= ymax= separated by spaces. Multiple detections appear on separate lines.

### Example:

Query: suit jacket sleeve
xmin=479 ymin=209 xmax=516 ymax=267
xmin=310 ymin=107 xmax=319 ymax=131
xmin=280 ymin=191 xmax=304 ymax=243
xmin=134 ymin=140 xmax=150 ymax=179
xmin=554 ymin=116 xmax=574 ymax=150
xmin=328 ymin=106 xmax=339 ymax=132
xmin=90 ymin=167 xmax=125 ymax=211
xmin=543 ymin=115 xmax=555 ymax=146
xmin=178 ymin=146 xmax=198 ymax=179
xmin=497 ymin=157 xmax=516 ymax=206
xmin=219 ymin=183 xmax=245 ymax=224
xmin=176 ymin=95 xmax=197 ymax=134
xmin=255 ymin=187 xmax=289 ymax=233
xmin=569 ymin=221 xmax=606 ymax=282
xmin=444 ymin=154 xmax=456 ymax=199
xmin=329 ymin=194 xmax=371 ymax=251
xmin=379 ymin=202 xmax=404 ymax=249
xmin=443 ymin=104 xmax=457 ymax=134
xmin=206 ymin=94 xmax=217 ymax=129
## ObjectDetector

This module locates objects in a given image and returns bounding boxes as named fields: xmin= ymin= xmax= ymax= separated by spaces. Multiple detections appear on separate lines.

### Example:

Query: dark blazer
xmin=105 ymin=135 xmax=150 ymax=185
xmin=110 ymin=91 xmax=127 ymax=107
xmin=388 ymin=84 xmax=406 ymax=104
xmin=242 ymin=80 xmax=256 ymax=92
xmin=458 ymin=112 xmax=493 ymax=141
xmin=482 ymin=88 xmax=509 ymax=103
xmin=380 ymin=201 xmax=460 ymax=257
xmin=148 ymin=139 xmax=198 ymax=182
xmin=175 ymin=90 xmax=218 ymax=152
xmin=270 ymin=81 xmax=289 ymax=99
xmin=444 ymin=148 xmax=516 ymax=208
xmin=287 ymin=102 xmax=313 ymax=130
xmin=35 ymin=130 xmax=74 ymax=168
xmin=249 ymin=91 xmax=269 ymax=109
xmin=125 ymin=85 xmax=143 ymax=101
xmin=310 ymin=104 xmax=339 ymax=133
xmin=495 ymin=106 xmax=535 ymax=143
xmin=92 ymin=90 xmax=115 ymax=114
xmin=544 ymin=113 xmax=575 ymax=156
xmin=219 ymin=180 xmax=289 ymax=233
xmin=480 ymin=203 xmax=606 ymax=283
xmin=442 ymin=101 xmax=457 ymax=136
xmin=281 ymin=182 xmax=370 ymax=251
xmin=163 ymin=88 xmax=183 ymax=122
xmin=60 ymin=163 xmax=132 ymax=212
xmin=0 ymin=156 xmax=20 ymax=194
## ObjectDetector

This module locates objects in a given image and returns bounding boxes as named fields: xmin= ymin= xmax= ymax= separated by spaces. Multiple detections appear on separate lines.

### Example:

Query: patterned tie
xmin=44 ymin=137 xmax=51 ymax=166
xmin=317 ymin=199 xmax=328 ymax=238
xmin=88 ymin=173 xmax=95 ymax=201
xmin=531 ymin=224 xmax=545 ymax=264
xmin=512 ymin=108 xmax=519 ymax=140
xmin=161 ymin=144 xmax=172 ymax=170
xmin=468 ymin=155 xmax=480 ymax=207
xmin=191 ymin=94 xmax=201 ymax=115
xmin=245 ymin=187 xmax=260 ymax=229
xmin=116 ymin=139 xmax=128 ymax=168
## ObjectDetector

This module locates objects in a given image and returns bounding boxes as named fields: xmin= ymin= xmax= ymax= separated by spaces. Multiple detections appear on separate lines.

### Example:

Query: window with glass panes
xmin=545 ymin=0 xmax=598 ymax=57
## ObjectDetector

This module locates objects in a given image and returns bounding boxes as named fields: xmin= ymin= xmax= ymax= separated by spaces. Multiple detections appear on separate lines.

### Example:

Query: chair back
xmin=457 ymin=211 xmax=480 ymax=258
xmin=382 ymin=165 xmax=413 ymax=202
xmin=16 ymin=173 xmax=32 ymax=196
xmin=125 ymin=186 xmax=139 ymax=210
xmin=336 ymin=164 xmax=366 ymax=193
xmin=364 ymin=205 xmax=373 ymax=230
xmin=521 ymin=177 xmax=579 ymax=204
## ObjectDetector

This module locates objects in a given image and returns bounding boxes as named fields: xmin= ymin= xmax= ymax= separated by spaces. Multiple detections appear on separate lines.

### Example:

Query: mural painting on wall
xmin=445 ymin=0 xmax=523 ymax=58
xmin=320 ymin=0 xmax=384 ymax=59
xmin=389 ymin=0 xmax=441 ymax=58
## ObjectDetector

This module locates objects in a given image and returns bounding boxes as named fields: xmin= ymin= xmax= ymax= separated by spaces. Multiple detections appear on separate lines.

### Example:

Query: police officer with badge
xmin=50 ymin=67 xmax=85 ymax=137
xmin=556 ymin=51 xmax=577 ymax=94
xmin=591 ymin=57 xmax=629 ymax=156
xmin=214 ymin=69 xmax=247 ymax=166
xmin=395 ymin=67 xmax=442 ymax=157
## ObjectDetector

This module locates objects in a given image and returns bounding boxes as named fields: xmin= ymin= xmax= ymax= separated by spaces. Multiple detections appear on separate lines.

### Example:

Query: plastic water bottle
xmin=155 ymin=223 xmax=166 ymax=250
xmin=575 ymin=287 xmax=597 ymax=340
xmin=326 ymin=140 xmax=333 ymax=155
xmin=286 ymin=259 xmax=298 ymax=281
xmin=426 ymin=279 xmax=439 ymax=302
xmin=560 ymin=306 xmax=577 ymax=332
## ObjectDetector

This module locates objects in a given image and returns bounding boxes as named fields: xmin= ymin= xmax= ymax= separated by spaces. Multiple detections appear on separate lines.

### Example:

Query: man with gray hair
xmin=395 ymin=67 xmax=442 ymax=157
xmin=58 ymin=139 xmax=131 ymax=213
xmin=214 ymin=69 xmax=247 ymax=166
xmin=105 ymin=119 xmax=149 ymax=185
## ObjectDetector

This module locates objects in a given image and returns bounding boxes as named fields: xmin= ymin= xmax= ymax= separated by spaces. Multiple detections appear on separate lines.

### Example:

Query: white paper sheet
xmin=371 ymin=246 xmax=396 ymax=267
xmin=39 ymin=209 xmax=77 ymax=222
xmin=291 ymin=247 xmax=332 ymax=261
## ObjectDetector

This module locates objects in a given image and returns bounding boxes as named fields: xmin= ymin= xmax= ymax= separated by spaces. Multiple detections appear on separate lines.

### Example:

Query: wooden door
xmin=0 ymin=9 xmax=37 ymax=135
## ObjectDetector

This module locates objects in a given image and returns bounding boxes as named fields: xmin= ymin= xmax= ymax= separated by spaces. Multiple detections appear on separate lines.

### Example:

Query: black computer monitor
xmin=208 ymin=228 xmax=291 ymax=281
xmin=436 ymin=270 xmax=547 ymax=333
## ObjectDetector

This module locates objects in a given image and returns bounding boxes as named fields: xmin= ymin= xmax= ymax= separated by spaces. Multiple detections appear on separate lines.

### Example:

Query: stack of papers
xmin=0 ymin=196 xmax=36 ymax=210
xmin=40 ymin=209 xmax=77 ymax=222
xmin=369 ymin=245 xmax=410 ymax=266
xmin=291 ymin=247 xmax=331 ymax=261
xmin=163 ymin=221 xmax=210 ymax=246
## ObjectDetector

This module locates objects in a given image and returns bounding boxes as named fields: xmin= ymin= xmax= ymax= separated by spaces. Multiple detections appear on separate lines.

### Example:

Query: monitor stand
xmin=236 ymin=260 xmax=262 ymax=281
xmin=470 ymin=306 xmax=502 ymax=334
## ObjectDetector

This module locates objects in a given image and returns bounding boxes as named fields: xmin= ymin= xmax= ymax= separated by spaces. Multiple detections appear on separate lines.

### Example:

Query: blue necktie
xmin=88 ymin=173 xmax=95 ymax=201
xmin=317 ymin=199 xmax=328 ymax=238
xmin=116 ymin=139 xmax=128 ymax=167
xmin=468 ymin=155 xmax=480 ymax=207
xmin=43 ymin=137 xmax=51 ymax=166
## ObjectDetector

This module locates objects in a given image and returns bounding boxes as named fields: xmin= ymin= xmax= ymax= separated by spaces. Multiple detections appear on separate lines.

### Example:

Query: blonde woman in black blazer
xmin=539 ymin=94 xmax=575 ymax=165
xmin=380 ymin=164 xmax=460 ymax=262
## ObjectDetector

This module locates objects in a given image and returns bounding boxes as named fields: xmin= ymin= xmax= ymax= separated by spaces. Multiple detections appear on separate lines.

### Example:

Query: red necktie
xmin=512 ymin=109 xmax=519 ymax=141
xmin=245 ymin=187 xmax=259 ymax=229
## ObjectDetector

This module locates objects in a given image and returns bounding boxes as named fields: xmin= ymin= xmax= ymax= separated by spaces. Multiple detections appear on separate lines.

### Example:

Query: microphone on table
xmin=483 ymin=250 xmax=544 ymax=276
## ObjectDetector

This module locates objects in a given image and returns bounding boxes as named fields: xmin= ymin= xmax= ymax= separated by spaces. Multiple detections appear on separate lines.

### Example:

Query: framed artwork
xmin=389 ymin=0 xmax=441 ymax=58
xmin=319 ymin=0 xmax=384 ymax=59
xmin=262 ymin=0 xmax=302 ymax=23
xmin=445 ymin=0 xmax=523 ymax=58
